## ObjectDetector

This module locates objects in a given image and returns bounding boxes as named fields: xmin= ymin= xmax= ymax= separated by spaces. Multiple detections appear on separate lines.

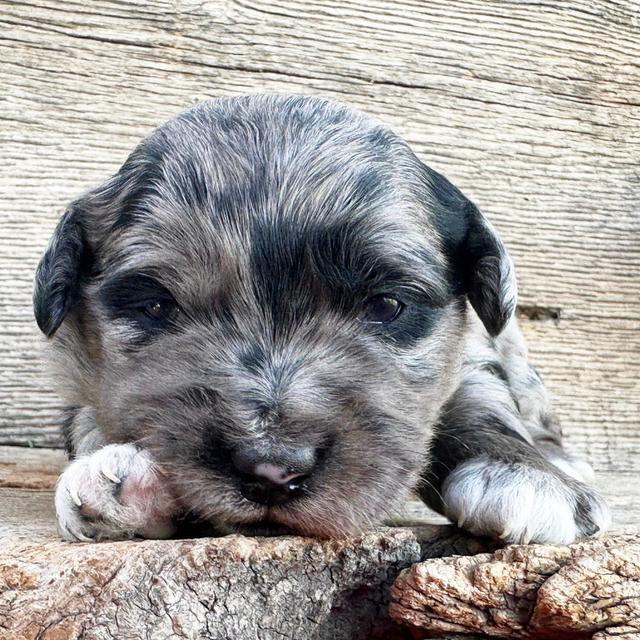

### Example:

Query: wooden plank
xmin=1 ymin=447 xmax=638 ymax=532
xmin=0 ymin=0 xmax=638 ymax=486
xmin=0 ymin=445 xmax=67 ymax=490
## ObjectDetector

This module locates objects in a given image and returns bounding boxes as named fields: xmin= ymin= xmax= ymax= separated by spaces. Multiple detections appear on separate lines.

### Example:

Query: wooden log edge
xmin=389 ymin=534 xmax=640 ymax=639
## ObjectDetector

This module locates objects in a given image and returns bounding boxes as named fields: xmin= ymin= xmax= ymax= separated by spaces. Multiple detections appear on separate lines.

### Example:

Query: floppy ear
xmin=33 ymin=144 xmax=156 ymax=337
xmin=425 ymin=166 xmax=517 ymax=336
xmin=33 ymin=206 xmax=88 ymax=337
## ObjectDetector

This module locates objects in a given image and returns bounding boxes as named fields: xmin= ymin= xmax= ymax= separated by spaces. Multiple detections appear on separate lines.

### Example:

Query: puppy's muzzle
xmin=232 ymin=444 xmax=317 ymax=506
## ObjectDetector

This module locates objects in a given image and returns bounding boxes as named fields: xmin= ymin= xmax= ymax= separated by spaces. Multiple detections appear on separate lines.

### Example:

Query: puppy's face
xmin=35 ymin=96 xmax=516 ymax=536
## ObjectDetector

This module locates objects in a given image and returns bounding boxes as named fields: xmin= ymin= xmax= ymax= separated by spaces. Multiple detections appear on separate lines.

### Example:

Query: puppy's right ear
xmin=33 ymin=206 xmax=87 ymax=337
xmin=420 ymin=164 xmax=517 ymax=337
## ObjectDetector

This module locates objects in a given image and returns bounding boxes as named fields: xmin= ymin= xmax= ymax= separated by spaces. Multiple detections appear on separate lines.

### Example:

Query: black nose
xmin=232 ymin=445 xmax=316 ymax=506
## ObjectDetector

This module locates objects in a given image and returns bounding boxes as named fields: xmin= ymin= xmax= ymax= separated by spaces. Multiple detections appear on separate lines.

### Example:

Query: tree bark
xmin=389 ymin=534 xmax=640 ymax=639
xmin=0 ymin=520 xmax=493 ymax=640
xmin=0 ymin=448 xmax=492 ymax=639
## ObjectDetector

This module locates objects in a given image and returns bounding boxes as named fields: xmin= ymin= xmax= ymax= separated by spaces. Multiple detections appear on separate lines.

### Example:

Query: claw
xmin=69 ymin=486 xmax=82 ymax=507
xmin=101 ymin=464 xmax=121 ymax=484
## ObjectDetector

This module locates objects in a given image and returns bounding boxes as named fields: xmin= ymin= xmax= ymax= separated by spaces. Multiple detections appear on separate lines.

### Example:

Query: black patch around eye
xmin=366 ymin=297 xmax=444 ymax=349
xmin=99 ymin=273 xmax=178 ymax=341
xmin=360 ymin=295 xmax=404 ymax=323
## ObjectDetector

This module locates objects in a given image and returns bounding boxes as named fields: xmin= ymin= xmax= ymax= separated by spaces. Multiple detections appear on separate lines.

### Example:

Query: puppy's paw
xmin=55 ymin=443 xmax=179 ymax=542
xmin=442 ymin=456 xmax=610 ymax=545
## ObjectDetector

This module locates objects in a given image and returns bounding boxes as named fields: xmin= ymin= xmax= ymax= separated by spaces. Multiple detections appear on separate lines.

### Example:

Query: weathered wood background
xmin=0 ymin=1 xmax=638 ymax=523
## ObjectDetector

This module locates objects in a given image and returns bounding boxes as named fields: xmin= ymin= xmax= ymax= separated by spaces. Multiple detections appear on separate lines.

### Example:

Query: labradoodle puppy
xmin=34 ymin=95 xmax=609 ymax=543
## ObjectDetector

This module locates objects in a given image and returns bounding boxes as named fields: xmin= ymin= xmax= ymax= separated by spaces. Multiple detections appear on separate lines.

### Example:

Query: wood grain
xmin=0 ymin=518 xmax=496 ymax=640
xmin=390 ymin=535 xmax=640 ymax=639
xmin=0 ymin=1 xmax=638 ymax=490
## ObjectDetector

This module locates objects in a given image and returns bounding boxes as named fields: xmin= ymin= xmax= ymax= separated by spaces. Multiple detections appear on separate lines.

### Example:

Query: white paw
xmin=442 ymin=456 xmax=610 ymax=545
xmin=55 ymin=444 xmax=179 ymax=542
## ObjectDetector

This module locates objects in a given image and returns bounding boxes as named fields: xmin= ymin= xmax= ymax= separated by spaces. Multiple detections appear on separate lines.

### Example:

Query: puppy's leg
xmin=56 ymin=407 xmax=179 ymax=542
xmin=419 ymin=315 xmax=610 ymax=545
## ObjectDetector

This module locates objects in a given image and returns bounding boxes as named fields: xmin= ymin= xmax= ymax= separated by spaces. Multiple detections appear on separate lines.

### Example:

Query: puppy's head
xmin=34 ymin=96 xmax=516 ymax=536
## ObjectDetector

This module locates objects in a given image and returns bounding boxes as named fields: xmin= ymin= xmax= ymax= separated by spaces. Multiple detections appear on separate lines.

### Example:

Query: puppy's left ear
xmin=33 ymin=206 xmax=87 ymax=337
xmin=424 ymin=166 xmax=517 ymax=336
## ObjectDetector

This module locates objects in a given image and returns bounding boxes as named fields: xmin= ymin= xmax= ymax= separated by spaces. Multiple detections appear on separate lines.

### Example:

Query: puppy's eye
xmin=360 ymin=295 xmax=404 ymax=323
xmin=142 ymin=300 xmax=175 ymax=321
xmin=100 ymin=273 xmax=180 ymax=343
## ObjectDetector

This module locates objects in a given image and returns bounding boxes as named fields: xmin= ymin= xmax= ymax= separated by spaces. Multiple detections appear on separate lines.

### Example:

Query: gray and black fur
xmin=34 ymin=95 xmax=609 ymax=543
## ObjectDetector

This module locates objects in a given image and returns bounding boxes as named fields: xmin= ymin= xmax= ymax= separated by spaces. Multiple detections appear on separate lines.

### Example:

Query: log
xmin=389 ymin=534 xmax=640 ymax=639
xmin=0 ymin=447 xmax=492 ymax=640
xmin=0 ymin=516 xmax=493 ymax=640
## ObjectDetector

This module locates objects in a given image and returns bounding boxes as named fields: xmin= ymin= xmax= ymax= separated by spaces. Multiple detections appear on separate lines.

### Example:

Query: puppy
xmin=34 ymin=95 xmax=609 ymax=544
